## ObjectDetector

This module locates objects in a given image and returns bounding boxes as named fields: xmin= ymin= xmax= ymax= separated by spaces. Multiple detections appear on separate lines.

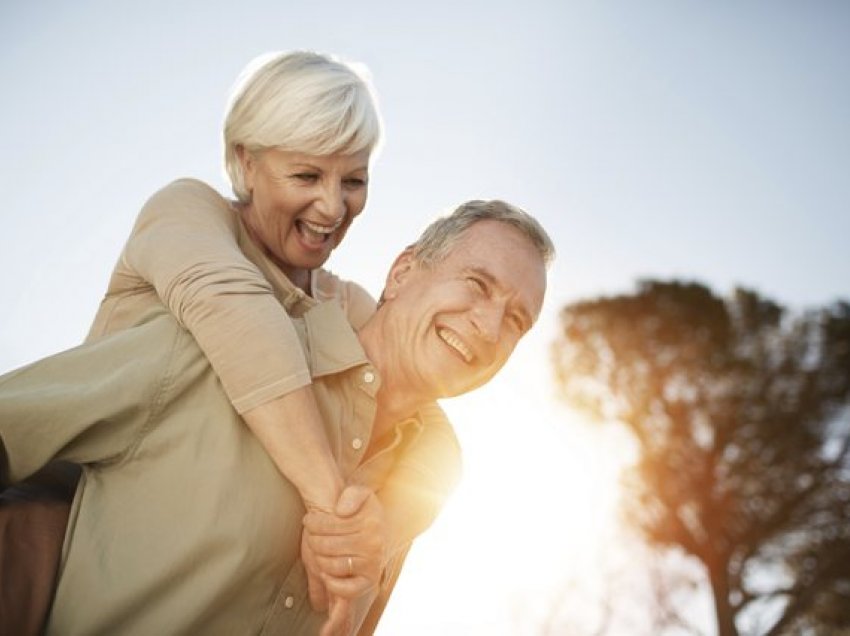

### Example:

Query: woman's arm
xmin=243 ymin=389 xmax=342 ymax=511
xmin=109 ymin=179 xmax=344 ymax=510
xmin=301 ymin=400 xmax=463 ymax=603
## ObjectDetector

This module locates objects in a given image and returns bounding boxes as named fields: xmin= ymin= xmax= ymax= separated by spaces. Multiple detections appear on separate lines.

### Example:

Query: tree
xmin=552 ymin=280 xmax=850 ymax=636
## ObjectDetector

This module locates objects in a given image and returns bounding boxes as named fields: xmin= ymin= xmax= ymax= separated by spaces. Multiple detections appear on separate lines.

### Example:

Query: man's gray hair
xmin=411 ymin=200 xmax=555 ymax=268
xmin=224 ymin=50 xmax=383 ymax=202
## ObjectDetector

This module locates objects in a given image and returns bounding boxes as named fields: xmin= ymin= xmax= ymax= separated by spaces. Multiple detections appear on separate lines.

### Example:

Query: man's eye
xmin=293 ymin=173 xmax=319 ymax=183
xmin=467 ymin=277 xmax=487 ymax=293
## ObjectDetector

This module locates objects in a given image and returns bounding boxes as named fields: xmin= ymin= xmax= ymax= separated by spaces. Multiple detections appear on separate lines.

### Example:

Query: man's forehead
xmin=445 ymin=221 xmax=547 ymax=314
xmin=451 ymin=221 xmax=542 ymax=267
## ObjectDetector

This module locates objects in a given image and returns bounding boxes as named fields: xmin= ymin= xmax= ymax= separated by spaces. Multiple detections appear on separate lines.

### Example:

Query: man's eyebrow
xmin=466 ymin=266 xmax=500 ymax=288
xmin=468 ymin=266 xmax=534 ymax=327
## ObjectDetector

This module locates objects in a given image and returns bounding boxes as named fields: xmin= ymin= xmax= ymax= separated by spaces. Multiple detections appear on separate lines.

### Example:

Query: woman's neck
xmin=238 ymin=202 xmax=312 ymax=294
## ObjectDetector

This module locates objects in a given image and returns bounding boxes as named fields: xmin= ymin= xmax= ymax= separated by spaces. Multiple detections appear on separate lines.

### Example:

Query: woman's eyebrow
xmin=289 ymin=162 xmax=370 ymax=173
xmin=289 ymin=163 xmax=322 ymax=171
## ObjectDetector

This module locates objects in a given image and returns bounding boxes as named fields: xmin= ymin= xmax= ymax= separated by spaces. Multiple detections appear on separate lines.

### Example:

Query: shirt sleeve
xmin=0 ymin=313 xmax=200 ymax=486
xmin=117 ymin=179 xmax=311 ymax=414
xmin=381 ymin=402 xmax=463 ymax=537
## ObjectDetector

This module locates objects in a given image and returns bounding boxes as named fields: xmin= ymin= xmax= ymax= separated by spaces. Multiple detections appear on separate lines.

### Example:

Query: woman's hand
xmin=303 ymin=484 xmax=388 ymax=600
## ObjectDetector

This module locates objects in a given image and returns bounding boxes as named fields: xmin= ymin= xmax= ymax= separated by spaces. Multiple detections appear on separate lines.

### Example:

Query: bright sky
xmin=2 ymin=1 xmax=848 ymax=634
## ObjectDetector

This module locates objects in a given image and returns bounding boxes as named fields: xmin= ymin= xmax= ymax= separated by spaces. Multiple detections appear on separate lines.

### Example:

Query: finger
xmin=335 ymin=485 xmax=373 ymax=517
xmin=315 ymin=554 xmax=373 ymax=579
xmin=316 ymin=554 xmax=352 ymax=578
xmin=303 ymin=511 xmax=360 ymax=536
xmin=306 ymin=566 xmax=329 ymax=611
xmin=308 ymin=534 xmax=385 ymax=564
xmin=307 ymin=532 xmax=362 ymax=557
xmin=320 ymin=596 xmax=353 ymax=636
xmin=322 ymin=573 xmax=377 ymax=599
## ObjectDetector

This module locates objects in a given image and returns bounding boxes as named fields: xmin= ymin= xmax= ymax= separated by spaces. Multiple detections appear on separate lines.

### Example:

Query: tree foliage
xmin=552 ymin=280 xmax=850 ymax=635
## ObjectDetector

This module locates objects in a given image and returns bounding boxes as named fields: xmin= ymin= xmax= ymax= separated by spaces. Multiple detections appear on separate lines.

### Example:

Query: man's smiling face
xmin=384 ymin=219 xmax=546 ymax=399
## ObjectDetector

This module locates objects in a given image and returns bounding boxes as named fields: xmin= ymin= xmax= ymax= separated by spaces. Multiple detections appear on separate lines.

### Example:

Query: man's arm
xmin=0 ymin=312 xmax=193 ymax=486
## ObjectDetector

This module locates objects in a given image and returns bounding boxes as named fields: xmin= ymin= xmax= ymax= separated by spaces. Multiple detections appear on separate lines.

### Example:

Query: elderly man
xmin=0 ymin=200 xmax=553 ymax=635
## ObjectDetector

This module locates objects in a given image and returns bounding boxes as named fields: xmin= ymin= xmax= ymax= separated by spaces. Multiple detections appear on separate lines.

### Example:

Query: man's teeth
xmin=438 ymin=328 xmax=473 ymax=363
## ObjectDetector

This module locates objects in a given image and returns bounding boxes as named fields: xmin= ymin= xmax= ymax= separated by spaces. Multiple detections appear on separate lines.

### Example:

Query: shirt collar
xmin=302 ymin=301 xmax=372 ymax=379
xmin=234 ymin=208 xmax=316 ymax=315
xmin=230 ymin=206 xmax=374 ymax=379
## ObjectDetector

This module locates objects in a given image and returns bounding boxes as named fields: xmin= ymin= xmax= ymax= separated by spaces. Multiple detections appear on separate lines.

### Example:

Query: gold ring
xmin=347 ymin=556 xmax=354 ymax=577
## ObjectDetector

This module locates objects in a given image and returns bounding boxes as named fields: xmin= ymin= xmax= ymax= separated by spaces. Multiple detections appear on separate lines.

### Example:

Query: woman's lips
xmin=295 ymin=217 xmax=343 ymax=248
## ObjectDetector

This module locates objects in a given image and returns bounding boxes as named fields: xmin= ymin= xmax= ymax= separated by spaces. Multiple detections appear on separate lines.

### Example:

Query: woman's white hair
xmin=224 ymin=50 xmax=383 ymax=202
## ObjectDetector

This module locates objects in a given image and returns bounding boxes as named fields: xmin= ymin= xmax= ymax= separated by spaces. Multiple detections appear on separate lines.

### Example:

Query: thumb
xmin=335 ymin=484 xmax=373 ymax=517
xmin=320 ymin=595 xmax=352 ymax=636
xmin=307 ymin=567 xmax=329 ymax=611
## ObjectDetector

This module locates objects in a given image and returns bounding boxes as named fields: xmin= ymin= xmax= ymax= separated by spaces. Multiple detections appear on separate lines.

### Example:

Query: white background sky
xmin=2 ymin=2 xmax=848 ymax=634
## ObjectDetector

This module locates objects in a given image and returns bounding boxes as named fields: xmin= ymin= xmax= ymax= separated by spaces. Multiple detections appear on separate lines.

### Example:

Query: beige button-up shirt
xmin=0 ymin=178 xmax=461 ymax=633
xmin=0 ymin=302 xmax=427 ymax=634
xmin=87 ymin=177 xmax=377 ymax=414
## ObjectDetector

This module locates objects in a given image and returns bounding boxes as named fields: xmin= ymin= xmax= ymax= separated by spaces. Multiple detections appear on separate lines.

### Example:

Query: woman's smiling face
xmin=237 ymin=148 xmax=371 ymax=281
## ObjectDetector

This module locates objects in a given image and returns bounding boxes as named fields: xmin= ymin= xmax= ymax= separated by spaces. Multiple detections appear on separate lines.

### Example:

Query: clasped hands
xmin=302 ymin=485 xmax=388 ymax=636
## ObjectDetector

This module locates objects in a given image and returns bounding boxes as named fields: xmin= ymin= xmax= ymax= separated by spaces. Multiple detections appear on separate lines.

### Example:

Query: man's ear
xmin=382 ymin=248 xmax=416 ymax=301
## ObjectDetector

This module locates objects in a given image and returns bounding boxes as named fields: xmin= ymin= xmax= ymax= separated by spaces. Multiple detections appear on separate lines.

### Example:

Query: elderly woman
xmin=0 ymin=51 xmax=459 ymax=634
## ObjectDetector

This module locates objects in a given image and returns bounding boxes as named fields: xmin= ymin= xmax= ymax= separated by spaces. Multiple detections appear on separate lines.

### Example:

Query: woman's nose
xmin=315 ymin=183 xmax=346 ymax=222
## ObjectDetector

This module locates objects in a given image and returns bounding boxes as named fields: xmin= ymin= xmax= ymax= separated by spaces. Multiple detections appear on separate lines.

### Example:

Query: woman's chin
xmin=286 ymin=249 xmax=333 ymax=272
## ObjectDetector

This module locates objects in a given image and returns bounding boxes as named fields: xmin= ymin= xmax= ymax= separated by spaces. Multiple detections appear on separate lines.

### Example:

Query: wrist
xmin=300 ymin=474 xmax=344 ymax=514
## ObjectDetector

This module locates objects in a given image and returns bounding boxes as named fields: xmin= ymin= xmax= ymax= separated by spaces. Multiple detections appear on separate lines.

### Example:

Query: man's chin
xmin=433 ymin=375 xmax=484 ymax=400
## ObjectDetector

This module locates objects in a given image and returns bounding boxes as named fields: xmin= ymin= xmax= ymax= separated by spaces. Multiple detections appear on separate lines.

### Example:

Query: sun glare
xmin=376 ymin=356 xmax=634 ymax=635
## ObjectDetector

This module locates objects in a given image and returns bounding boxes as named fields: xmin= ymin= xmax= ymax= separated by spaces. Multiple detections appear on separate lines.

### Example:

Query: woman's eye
xmin=343 ymin=177 xmax=367 ymax=189
xmin=293 ymin=173 xmax=319 ymax=183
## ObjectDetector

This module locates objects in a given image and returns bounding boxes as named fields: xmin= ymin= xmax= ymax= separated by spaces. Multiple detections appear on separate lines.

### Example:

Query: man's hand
xmin=303 ymin=485 xmax=388 ymax=600
xmin=321 ymin=596 xmax=354 ymax=636
xmin=302 ymin=529 xmax=329 ymax=612
xmin=303 ymin=529 xmax=356 ymax=636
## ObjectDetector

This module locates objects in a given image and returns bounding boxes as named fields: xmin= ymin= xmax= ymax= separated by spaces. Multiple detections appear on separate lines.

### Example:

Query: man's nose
xmin=472 ymin=302 xmax=504 ymax=343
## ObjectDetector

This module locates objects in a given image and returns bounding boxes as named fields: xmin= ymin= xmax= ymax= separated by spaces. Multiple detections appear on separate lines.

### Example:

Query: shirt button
xmin=363 ymin=370 xmax=375 ymax=384
xmin=352 ymin=437 xmax=364 ymax=451
xmin=284 ymin=596 xmax=294 ymax=609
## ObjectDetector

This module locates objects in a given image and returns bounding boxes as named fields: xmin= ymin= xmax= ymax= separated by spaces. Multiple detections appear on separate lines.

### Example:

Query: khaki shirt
xmin=0 ymin=179 xmax=461 ymax=633
xmin=88 ymin=178 xmax=377 ymax=413
xmin=0 ymin=303 xmax=422 ymax=635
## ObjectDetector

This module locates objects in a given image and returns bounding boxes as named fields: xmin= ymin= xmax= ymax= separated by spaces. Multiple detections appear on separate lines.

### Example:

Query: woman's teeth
xmin=297 ymin=218 xmax=343 ymax=244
